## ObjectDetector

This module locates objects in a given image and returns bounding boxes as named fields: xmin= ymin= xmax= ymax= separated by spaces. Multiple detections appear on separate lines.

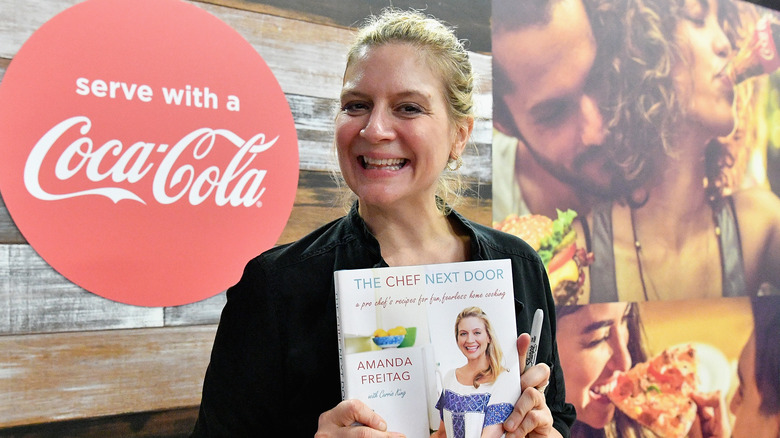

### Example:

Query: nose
xmin=360 ymin=107 xmax=394 ymax=143
xmin=729 ymin=386 xmax=741 ymax=415
xmin=579 ymin=94 xmax=605 ymax=146
xmin=607 ymin=327 xmax=632 ymax=373
xmin=713 ymin=26 xmax=731 ymax=59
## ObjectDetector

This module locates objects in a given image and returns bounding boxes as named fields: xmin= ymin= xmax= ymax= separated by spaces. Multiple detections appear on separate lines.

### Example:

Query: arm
xmin=192 ymin=259 xmax=282 ymax=436
xmin=733 ymin=188 xmax=780 ymax=294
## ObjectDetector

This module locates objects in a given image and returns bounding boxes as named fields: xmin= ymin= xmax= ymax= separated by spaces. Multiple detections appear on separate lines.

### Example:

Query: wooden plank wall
xmin=0 ymin=0 xmax=492 ymax=435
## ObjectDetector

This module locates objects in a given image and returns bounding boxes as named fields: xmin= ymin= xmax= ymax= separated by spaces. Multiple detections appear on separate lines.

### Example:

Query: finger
xmin=520 ymin=363 xmax=550 ymax=392
xmin=516 ymin=333 xmax=531 ymax=373
xmin=688 ymin=416 xmax=704 ymax=438
xmin=515 ymin=407 xmax=553 ymax=437
xmin=691 ymin=390 xmax=721 ymax=408
xmin=504 ymin=386 xmax=545 ymax=433
xmin=337 ymin=399 xmax=388 ymax=431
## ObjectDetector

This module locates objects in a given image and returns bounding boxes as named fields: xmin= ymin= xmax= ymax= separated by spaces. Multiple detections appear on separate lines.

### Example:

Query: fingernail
xmin=504 ymin=419 xmax=515 ymax=430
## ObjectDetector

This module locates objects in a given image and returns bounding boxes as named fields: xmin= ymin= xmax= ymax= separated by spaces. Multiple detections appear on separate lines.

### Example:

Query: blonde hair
xmin=335 ymin=8 xmax=475 ymax=212
xmin=455 ymin=306 xmax=505 ymax=388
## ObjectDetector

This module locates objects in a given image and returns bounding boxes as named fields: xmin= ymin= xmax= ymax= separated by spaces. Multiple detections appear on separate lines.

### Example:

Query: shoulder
xmin=731 ymin=188 xmax=780 ymax=232
xmin=443 ymin=368 xmax=459 ymax=386
xmin=459 ymin=214 xmax=540 ymax=261
xmin=254 ymin=214 xmax=358 ymax=269
xmin=226 ymin=214 xmax=366 ymax=303
xmin=733 ymin=188 xmax=780 ymax=215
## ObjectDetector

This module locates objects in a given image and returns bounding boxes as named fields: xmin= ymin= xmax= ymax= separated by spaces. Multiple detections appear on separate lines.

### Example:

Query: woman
xmin=580 ymin=0 xmax=780 ymax=302
xmin=556 ymin=302 xmax=653 ymax=437
xmin=729 ymin=295 xmax=780 ymax=437
xmin=191 ymin=9 xmax=574 ymax=437
xmin=692 ymin=295 xmax=780 ymax=438
xmin=435 ymin=307 xmax=517 ymax=438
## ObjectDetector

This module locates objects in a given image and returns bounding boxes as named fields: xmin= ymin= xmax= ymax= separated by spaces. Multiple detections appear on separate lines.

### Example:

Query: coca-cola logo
xmin=0 ymin=0 xmax=299 ymax=306
xmin=26 ymin=117 xmax=276 ymax=207
xmin=756 ymin=17 xmax=775 ymax=62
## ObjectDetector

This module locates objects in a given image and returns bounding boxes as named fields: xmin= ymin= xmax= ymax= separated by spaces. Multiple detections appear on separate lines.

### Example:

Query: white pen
xmin=525 ymin=308 xmax=544 ymax=368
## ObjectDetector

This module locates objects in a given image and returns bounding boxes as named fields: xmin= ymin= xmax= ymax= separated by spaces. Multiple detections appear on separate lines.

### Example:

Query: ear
xmin=451 ymin=116 xmax=474 ymax=159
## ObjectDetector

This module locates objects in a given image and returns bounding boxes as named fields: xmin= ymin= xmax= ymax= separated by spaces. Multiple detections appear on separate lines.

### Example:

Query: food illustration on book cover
xmin=334 ymin=259 xmax=522 ymax=437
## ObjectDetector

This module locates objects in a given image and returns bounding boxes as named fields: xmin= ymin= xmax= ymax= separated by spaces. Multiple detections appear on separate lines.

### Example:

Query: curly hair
xmin=454 ymin=306 xmax=506 ymax=388
xmin=587 ymin=0 xmax=745 ymax=207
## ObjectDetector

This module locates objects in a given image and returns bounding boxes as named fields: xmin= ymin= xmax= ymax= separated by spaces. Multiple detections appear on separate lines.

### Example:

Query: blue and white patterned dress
xmin=435 ymin=369 xmax=518 ymax=438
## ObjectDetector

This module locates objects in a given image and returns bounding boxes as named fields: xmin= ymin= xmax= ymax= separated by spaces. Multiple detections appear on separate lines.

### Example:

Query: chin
xmin=578 ymin=404 xmax=615 ymax=429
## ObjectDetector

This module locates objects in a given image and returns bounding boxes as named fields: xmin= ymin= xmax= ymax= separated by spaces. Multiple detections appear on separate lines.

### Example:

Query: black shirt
xmin=192 ymin=203 xmax=575 ymax=437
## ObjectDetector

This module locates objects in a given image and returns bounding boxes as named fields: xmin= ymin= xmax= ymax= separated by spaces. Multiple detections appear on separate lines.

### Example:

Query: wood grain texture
xmin=0 ymin=245 xmax=165 ymax=335
xmin=0 ymin=326 xmax=216 ymax=428
xmin=0 ymin=1 xmax=492 ymax=115
xmin=0 ymin=406 xmax=199 ymax=438
xmin=197 ymin=0 xmax=492 ymax=53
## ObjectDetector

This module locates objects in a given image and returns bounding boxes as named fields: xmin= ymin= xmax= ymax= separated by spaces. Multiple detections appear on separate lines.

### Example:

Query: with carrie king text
xmin=334 ymin=259 xmax=521 ymax=438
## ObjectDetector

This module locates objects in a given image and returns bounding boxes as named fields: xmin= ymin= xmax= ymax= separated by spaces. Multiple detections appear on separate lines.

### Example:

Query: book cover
xmin=334 ymin=259 xmax=522 ymax=438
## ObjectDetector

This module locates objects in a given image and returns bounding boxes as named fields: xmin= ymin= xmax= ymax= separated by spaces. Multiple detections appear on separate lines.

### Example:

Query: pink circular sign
xmin=0 ymin=0 xmax=299 ymax=306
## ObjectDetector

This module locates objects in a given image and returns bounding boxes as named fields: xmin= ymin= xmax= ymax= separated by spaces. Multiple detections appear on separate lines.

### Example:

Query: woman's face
xmin=334 ymin=43 xmax=468 ymax=209
xmin=457 ymin=316 xmax=490 ymax=361
xmin=556 ymin=303 xmax=632 ymax=429
xmin=672 ymin=0 xmax=735 ymax=139
xmin=730 ymin=333 xmax=780 ymax=438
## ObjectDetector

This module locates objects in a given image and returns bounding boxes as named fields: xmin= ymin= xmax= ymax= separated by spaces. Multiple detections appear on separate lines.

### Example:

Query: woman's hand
xmin=688 ymin=391 xmax=730 ymax=438
xmin=314 ymin=399 xmax=405 ymax=438
xmin=503 ymin=333 xmax=561 ymax=438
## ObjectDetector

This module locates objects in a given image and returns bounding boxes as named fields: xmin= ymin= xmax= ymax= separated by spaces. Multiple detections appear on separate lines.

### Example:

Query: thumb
xmin=516 ymin=333 xmax=531 ymax=374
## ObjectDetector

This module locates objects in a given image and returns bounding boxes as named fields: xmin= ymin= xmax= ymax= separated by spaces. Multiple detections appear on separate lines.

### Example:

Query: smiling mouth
xmin=590 ymin=379 xmax=618 ymax=401
xmin=464 ymin=345 xmax=479 ymax=353
xmin=361 ymin=156 xmax=408 ymax=170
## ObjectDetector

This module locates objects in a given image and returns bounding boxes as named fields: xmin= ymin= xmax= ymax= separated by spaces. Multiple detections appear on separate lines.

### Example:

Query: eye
xmin=532 ymin=99 xmax=576 ymax=128
xmin=396 ymin=103 xmax=424 ymax=116
xmin=582 ymin=327 xmax=611 ymax=349
xmin=682 ymin=1 xmax=707 ymax=27
xmin=341 ymin=101 xmax=370 ymax=115
xmin=685 ymin=15 xmax=706 ymax=27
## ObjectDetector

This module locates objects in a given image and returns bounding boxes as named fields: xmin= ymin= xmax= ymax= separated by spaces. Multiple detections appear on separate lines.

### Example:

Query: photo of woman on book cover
xmin=434 ymin=306 xmax=518 ymax=438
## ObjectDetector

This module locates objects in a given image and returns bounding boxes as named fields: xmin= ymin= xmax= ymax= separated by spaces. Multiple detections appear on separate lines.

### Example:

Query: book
xmin=334 ymin=259 xmax=522 ymax=438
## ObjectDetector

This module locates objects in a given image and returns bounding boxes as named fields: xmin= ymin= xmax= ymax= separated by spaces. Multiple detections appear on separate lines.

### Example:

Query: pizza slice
xmin=607 ymin=344 xmax=698 ymax=437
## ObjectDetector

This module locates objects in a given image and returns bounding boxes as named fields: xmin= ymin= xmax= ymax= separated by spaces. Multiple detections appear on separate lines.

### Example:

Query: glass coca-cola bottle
xmin=727 ymin=14 xmax=780 ymax=84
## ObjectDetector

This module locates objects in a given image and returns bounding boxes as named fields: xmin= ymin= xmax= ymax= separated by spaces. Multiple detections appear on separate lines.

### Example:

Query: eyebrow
xmin=581 ymin=319 xmax=613 ymax=334
xmin=580 ymin=308 xmax=631 ymax=335
xmin=340 ymin=89 xmax=433 ymax=103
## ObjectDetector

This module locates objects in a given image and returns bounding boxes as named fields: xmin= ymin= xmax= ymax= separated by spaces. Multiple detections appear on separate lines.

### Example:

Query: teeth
xmin=593 ymin=379 xmax=617 ymax=395
xmin=362 ymin=156 xmax=406 ymax=169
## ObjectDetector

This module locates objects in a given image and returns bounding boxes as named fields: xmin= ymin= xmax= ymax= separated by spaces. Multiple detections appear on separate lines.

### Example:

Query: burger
xmin=493 ymin=209 xmax=593 ymax=305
